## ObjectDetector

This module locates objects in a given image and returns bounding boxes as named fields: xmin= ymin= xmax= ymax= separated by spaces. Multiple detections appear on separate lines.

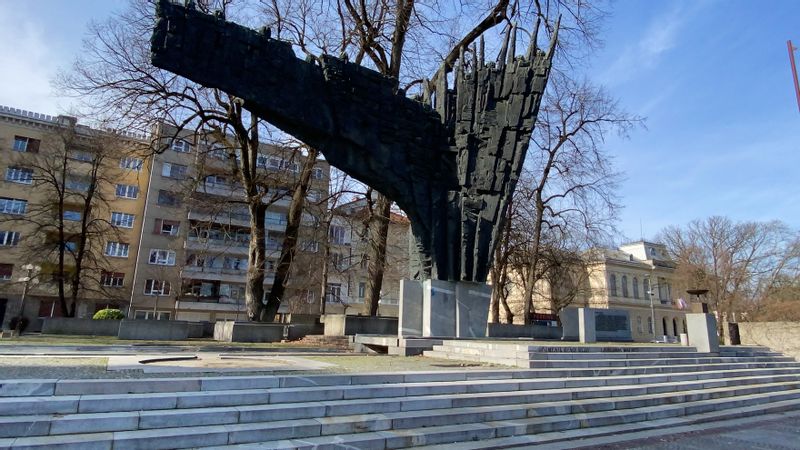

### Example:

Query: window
xmin=266 ymin=211 xmax=287 ymax=226
xmin=101 ymin=271 xmax=125 ymax=287
xmin=621 ymin=275 xmax=629 ymax=298
xmin=5 ymin=167 xmax=33 ymax=184
xmin=330 ymin=252 xmax=346 ymax=270
xmin=633 ymin=277 xmax=639 ymax=299
xmin=105 ymin=241 xmax=129 ymax=258
xmin=223 ymin=256 xmax=246 ymax=270
xmin=326 ymin=283 xmax=342 ymax=303
xmin=134 ymin=310 xmax=171 ymax=320
xmin=64 ymin=241 xmax=78 ymax=252
xmin=157 ymin=190 xmax=181 ymax=207
xmin=636 ymin=316 xmax=643 ymax=333
xmin=13 ymin=136 xmax=39 ymax=153
xmin=149 ymin=249 xmax=176 ymax=265
xmin=115 ymin=184 xmax=139 ymax=199
xmin=312 ymin=167 xmax=325 ymax=179
xmin=161 ymin=162 xmax=188 ymax=179
xmin=0 ymin=231 xmax=20 ymax=247
xmin=608 ymin=274 xmax=617 ymax=297
xmin=0 ymin=197 xmax=27 ymax=215
xmin=119 ymin=156 xmax=144 ymax=171
xmin=0 ymin=264 xmax=12 ymax=280
xmin=65 ymin=176 xmax=91 ymax=192
xmin=300 ymin=240 xmax=319 ymax=252
xmin=329 ymin=225 xmax=347 ymax=244
xmin=70 ymin=150 xmax=94 ymax=162
xmin=643 ymin=278 xmax=651 ymax=298
xmin=154 ymin=219 xmax=180 ymax=236
xmin=304 ymin=289 xmax=316 ymax=304
xmin=647 ymin=317 xmax=653 ymax=334
xmin=171 ymin=139 xmax=192 ymax=153
xmin=144 ymin=279 xmax=171 ymax=296
xmin=358 ymin=282 xmax=366 ymax=299
xmin=209 ymin=143 xmax=228 ymax=159
xmin=63 ymin=210 xmax=82 ymax=221
xmin=111 ymin=212 xmax=135 ymax=228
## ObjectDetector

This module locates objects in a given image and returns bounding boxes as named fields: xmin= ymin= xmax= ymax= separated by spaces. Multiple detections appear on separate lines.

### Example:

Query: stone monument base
xmin=399 ymin=279 xmax=491 ymax=338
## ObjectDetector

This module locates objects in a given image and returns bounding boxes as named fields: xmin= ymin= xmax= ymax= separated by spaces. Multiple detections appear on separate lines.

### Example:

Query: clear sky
xmin=1 ymin=0 xmax=798 ymax=243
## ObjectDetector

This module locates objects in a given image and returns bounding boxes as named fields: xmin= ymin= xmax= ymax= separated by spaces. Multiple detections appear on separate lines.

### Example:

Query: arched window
xmin=621 ymin=275 xmax=629 ymax=297
xmin=633 ymin=277 xmax=639 ymax=299
xmin=609 ymin=274 xmax=617 ymax=297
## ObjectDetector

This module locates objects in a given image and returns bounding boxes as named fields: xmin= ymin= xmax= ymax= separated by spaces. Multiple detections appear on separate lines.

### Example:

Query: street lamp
xmin=17 ymin=264 xmax=41 ymax=333
xmin=646 ymin=283 xmax=657 ymax=342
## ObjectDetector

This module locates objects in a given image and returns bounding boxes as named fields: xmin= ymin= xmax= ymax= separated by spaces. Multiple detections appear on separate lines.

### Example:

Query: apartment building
xmin=0 ymin=106 xmax=331 ymax=328
xmin=324 ymin=199 xmax=410 ymax=317
xmin=128 ymin=123 xmax=331 ymax=322
xmin=0 ymin=106 xmax=149 ymax=328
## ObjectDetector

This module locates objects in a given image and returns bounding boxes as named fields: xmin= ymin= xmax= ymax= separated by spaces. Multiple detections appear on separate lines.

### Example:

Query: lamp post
xmin=17 ymin=264 xmax=41 ymax=333
xmin=647 ymin=284 xmax=657 ymax=342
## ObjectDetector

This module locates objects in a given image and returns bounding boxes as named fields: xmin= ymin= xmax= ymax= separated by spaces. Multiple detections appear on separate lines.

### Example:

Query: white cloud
xmin=0 ymin=4 xmax=63 ymax=115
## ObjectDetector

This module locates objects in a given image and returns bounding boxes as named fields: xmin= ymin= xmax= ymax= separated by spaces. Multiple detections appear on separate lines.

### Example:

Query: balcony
xmin=188 ymin=210 xmax=250 ymax=228
xmin=184 ymin=236 xmax=249 ymax=255
xmin=181 ymin=269 xmax=276 ymax=285
xmin=196 ymin=182 xmax=244 ymax=199
xmin=175 ymin=299 xmax=243 ymax=313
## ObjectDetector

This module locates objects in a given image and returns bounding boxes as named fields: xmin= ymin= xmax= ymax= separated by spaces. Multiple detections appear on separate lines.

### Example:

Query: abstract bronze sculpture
xmin=151 ymin=0 xmax=556 ymax=284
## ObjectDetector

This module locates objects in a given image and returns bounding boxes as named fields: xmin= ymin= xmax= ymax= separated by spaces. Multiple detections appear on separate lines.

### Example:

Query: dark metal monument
xmin=151 ymin=0 xmax=556 ymax=286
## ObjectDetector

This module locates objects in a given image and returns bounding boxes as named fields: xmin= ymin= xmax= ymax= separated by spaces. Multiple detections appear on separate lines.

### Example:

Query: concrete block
xmin=455 ymin=281 xmax=491 ymax=338
xmin=423 ymin=279 xmax=457 ymax=337
xmin=0 ymin=397 xmax=79 ymax=415
xmin=686 ymin=313 xmax=720 ymax=353
xmin=316 ymin=414 xmax=392 ymax=435
xmin=4 ymin=432 xmax=114 ymax=450
xmin=56 ymin=378 xmax=200 ymax=396
xmin=578 ymin=308 xmax=596 ymax=343
xmin=226 ymin=420 xmax=322 ymax=444
xmin=487 ymin=323 xmax=562 ymax=339
xmin=0 ymin=415 xmax=52 ymax=438
xmin=399 ymin=279 xmax=423 ymax=336
xmin=200 ymin=376 xmax=280 ymax=392
xmin=112 ymin=425 xmax=230 ymax=449
xmin=176 ymin=390 xmax=266 ymax=409
xmin=117 ymin=319 xmax=190 ymax=341
xmin=0 ymin=380 xmax=56 ymax=397
xmin=213 ymin=321 xmax=285 ymax=343
xmin=139 ymin=408 xmax=239 ymax=429
xmin=560 ymin=308 xmax=579 ymax=340
xmin=238 ymin=404 xmax=324 ymax=423
xmin=78 ymin=393 xmax=177 ymax=413
xmin=49 ymin=411 xmax=139 ymax=435
xmin=42 ymin=318 xmax=120 ymax=336
xmin=323 ymin=315 xmax=398 ymax=336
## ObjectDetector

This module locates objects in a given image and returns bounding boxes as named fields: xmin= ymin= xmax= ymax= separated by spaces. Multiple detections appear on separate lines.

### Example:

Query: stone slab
xmin=455 ymin=282 xmax=491 ymax=338
xmin=423 ymin=279 xmax=457 ymax=337
xmin=117 ymin=319 xmax=189 ymax=341
xmin=213 ymin=321 xmax=285 ymax=343
xmin=399 ymin=279 xmax=424 ymax=337
xmin=42 ymin=318 xmax=120 ymax=336
xmin=579 ymin=308 xmax=596 ymax=343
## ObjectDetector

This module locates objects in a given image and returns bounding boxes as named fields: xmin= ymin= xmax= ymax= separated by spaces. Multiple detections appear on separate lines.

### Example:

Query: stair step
xmin=195 ymin=390 xmax=800 ymax=449
xmin=2 ymin=375 xmax=798 ymax=439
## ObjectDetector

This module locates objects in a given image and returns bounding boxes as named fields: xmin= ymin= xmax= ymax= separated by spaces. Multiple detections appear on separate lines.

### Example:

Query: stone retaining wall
xmin=41 ymin=318 xmax=121 ymax=336
xmin=736 ymin=322 xmax=800 ymax=360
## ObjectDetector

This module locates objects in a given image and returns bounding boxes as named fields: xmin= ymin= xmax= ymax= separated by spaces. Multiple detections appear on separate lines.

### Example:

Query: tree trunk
xmin=521 ymin=199 xmax=545 ymax=325
xmin=246 ymin=201 xmax=268 ymax=321
xmin=263 ymin=148 xmax=317 ymax=321
xmin=365 ymin=192 xmax=391 ymax=316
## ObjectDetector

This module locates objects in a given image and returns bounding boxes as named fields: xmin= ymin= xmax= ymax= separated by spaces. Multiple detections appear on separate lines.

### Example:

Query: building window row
xmin=149 ymin=249 xmax=176 ymax=266
xmin=0 ymin=263 xmax=12 ymax=280
xmin=119 ymin=156 xmax=144 ymax=171
xmin=144 ymin=279 xmax=171 ymax=296
xmin=101 ymin=271 xmax=125 ymax=287
xmin=105 ymin=241 xmax=129 ymax=258
xmin=162 ymin=162 xmax=188 ymax=180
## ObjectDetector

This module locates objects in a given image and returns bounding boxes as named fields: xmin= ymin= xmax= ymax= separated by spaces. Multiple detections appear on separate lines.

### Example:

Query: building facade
xmin=323 ymin=199 xmax=410 ymax=317
xmin=0 ymin=106 xmax=333 ymax=328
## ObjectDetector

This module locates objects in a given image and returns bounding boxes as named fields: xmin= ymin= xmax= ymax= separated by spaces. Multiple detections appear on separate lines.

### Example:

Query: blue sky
xmin=0 ymin=0 xmax=798 ymax=242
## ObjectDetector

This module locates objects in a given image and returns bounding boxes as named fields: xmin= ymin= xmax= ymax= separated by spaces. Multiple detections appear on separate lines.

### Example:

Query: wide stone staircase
xmin=1 ymin=344 xmax=799 ymax=449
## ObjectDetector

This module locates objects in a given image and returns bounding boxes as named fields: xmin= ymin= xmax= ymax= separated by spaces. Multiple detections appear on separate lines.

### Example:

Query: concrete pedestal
xmin=686 ymin=313 xmax=719 ymax=353
xmin=398 ymin=280 xmax=423 ymax=336
xmin=411 ymin=279 xmax=491 ymax=338
xmin=578 ymin=308 xmax=596 ymax=343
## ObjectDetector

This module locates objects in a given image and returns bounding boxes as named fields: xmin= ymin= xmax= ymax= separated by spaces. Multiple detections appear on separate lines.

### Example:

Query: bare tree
xmin=660 ymin=217 xmax=800 ymax=338
xmin=9 ymin=124 xmax=135 ymax=316
xmin=58 ymin=0 xmax=321 ymax=321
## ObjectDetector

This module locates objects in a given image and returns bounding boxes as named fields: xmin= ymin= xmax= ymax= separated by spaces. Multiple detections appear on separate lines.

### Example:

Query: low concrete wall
xmin=118 ymin=320 xmax=190 ymax=341
xmin=285 ymin=314 xmax=321 ymax=325
xmin=737 ymin=322 xmax=800 ymax=360
xmin=323 ymin=315 xmax=398 ymax=336
xmin=42 ymin=318 xmax=121 ymax=336
xmin=287 ymin=323 xmax=324 ymax=340
xmin=487 ymin=323 xmax=562 ymax=339
xmin=187 ymin=322 xmax=204 ymax=338
xmin=214 ymin=321 xmax=285 ymax=343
